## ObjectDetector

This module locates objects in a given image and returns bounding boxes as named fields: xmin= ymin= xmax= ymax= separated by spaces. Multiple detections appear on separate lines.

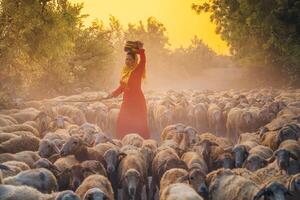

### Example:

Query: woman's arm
xmin=134 ymin=48 xmax=146 ymax=74
xmin=110 ymin=84 xmax=124 ymax=98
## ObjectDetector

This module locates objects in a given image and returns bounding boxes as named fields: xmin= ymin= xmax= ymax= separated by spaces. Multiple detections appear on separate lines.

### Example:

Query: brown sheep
xmin=181 ymin=152 xmax=209 ymax=198
xmin=0 ymin=132 xmax=18 ymax=143
xmin=207 ymin=168 xmax=289 ymax=200
xmin=3 ymin=168 xmax=58 ymax=193
xmin=268 ymin=140 xmax=300 ymax=173
xmin=197 ymin=132 xmax=233 ymax=149
xmin=0 ymin=151 xmax=40 ymax=168
xmin=151 ymin=147 xmax=188 ymax=199
xmin=68 ymin=161 xmax=107 ymax=191
xmin=232 ymin=139 xmax=259 ymax=168
xmin=0 ymin=134 xmax=40 ymax=154
xmin=207 ymin=104 xmax=225 ymax=136
xmin=159 ymin=168 xmax=189 ymax=197
xmin=60 ymin=136 xmax=106 ymax=168
xmin=286 ymin=173 xmax=300 ymax=200
xmin=0 ymin=185 xmax=80 ymax=200
xmin=56 ymin=105 xmax=87 ymax=126
xmin=38 ymin=139 xmax=61 ymax=159
xmin=118 ymin=149 xmax=148 ymax=200
xmin=1 ymin=161 xmax=30 ymax=178
xmin=75 ymin=174 xmax=114 ymax=200
xmin=160 ymin=183 xmax=203 ymax=200
xmin=243 ymin=145 xmax=273 ymax=171
xmin=0 ymin=124 xmax=39 ymax=137
xmin=121 ymin=133 xmax=144 ymax=148
xmin=226 ymin=108 xmax=254 ymax=143
xmin=160 ymin=123 xmax=186 ymax=141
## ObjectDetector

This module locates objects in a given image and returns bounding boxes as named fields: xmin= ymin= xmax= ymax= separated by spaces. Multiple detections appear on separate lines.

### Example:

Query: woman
xmin=107 ymin=45 xmax=150 ymax=139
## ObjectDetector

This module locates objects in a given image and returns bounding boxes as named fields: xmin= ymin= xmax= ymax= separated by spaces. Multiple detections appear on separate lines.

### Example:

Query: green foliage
xmin=192 ymin=0 xmax=300 ymax=86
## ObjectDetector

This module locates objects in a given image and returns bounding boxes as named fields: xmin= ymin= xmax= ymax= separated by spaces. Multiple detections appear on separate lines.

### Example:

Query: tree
xmin=192 ymin=0 xmax=300 ymax=86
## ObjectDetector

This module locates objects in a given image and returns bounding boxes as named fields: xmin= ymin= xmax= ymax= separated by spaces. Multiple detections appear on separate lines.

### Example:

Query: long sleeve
xmin=134 ymin=49 xmax=146 ymax=75
xmin=111 ymin=84 xmax=124 ymax=97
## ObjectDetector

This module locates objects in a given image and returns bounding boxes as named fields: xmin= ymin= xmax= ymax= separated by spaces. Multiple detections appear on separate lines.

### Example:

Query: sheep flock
xmin=0 ymin=88 xmax=300 ymax=200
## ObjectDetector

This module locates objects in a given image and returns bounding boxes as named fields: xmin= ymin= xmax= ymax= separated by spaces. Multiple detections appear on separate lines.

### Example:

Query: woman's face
xmin=125 ymin=54 xmax=135 ymax=67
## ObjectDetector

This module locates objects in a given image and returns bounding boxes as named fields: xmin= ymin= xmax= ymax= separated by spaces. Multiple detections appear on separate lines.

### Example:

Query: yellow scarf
xmin=120 ymin=55 xmax=146 ymax=87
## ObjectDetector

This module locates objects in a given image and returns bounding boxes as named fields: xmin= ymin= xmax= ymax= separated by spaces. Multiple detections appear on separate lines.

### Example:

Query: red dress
xmin=111 ymin=49 xmax=150 ymax=139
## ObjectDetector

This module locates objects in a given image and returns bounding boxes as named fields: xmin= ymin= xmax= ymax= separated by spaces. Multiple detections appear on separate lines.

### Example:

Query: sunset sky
xmin=70 ymin=0 xmax=229 ymax=55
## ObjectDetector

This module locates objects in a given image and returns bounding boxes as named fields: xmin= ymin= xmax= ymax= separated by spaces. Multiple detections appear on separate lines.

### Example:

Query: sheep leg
xmin=149 ymin=177 xmax=157 ymax=200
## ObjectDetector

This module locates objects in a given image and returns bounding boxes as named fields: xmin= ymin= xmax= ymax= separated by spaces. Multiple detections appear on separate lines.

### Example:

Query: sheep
xmin=160 ymin=123 xmax=186 ymax=142
xmin=151 ymin=147 xmax=188 ymax=199
xmin=207 ymin=103 xmax=225 ymax=136
xmin=9 ymin=107 xmax=40 ymax=123
xmin=38 ymin=139 xmax=61 ymax=159
xmin=0 ymin=185 xmax=80 ymax=200
xmin=3 ymin=168 xmax=58 ymax=193
xmin=33 ymin=158 xmax=61 ymax=177
xmin=0 ymin=151 xmax=40 ymax=168
xmin=286 ymin=173 xmax=300 ymax=200
xmin=99 ymin=145 xmax=125 ymax=198
xmin=243 ymin=145 xmax=273 ymax=171
xmin=121 ymin=133 xmax=144 ymax=148
xmin=232 ymin=139 xmax=259 ymax=168
xmin=160 ymin=183 xmax=203 ymax=200
xmin=75 ymin=174 xmax=114 ymax=200
xmin=197 ymin=132 xmax=233 ymax=149
xmin=268 ymin=140 xmax=300 ymax=173
xmin=60 ymin=136 xmax=106 ymax=167
xmin=33 ymin=111 xmax=52 ymax=137
xmin=0 ymin=114 xmax=18 ymax=125
xmin=0 ymin=124 xmax=39 ymax=137
xmin=53 ymin=155 xmax=79 ymax=172
xmin=0 ymin=134 xmax=40 ymax=154
xmin=56 ymin=105 xmax=87 ymax=126
xmin=48 ymin=115 xmax=74 ymax=131
xmin=68 ymin=161 xmax=107 ymax=191
xmin=159 ymin=168 xmax=189 ymax=197
xmin=195 ymin=139 xmax=234 ymax=171
xmin=206 ymin=168 xmax=289 ymax=200
xmin=1 ymin=161 xmax=30 ymax=178
xmin=0 ymin=132 xmax=18 ymax=143
xmin=189 ymin=103 xmax=208 ymax=133
xmin=94 ymin=131 xmax=116 ymax=145
xmin=118 ymin=148 xmax=148 ymax=200
xmin=55 ymin=190 xmax=81 ymax=200
xmin=106 ymin=108 xmax=120 ymax=138
xmin=226 ymin=107 xmax=254 ymax=143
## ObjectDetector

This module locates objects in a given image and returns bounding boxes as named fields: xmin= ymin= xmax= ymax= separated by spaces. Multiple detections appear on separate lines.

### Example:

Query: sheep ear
xmin=289 ymin=152 xmax=299 ymax=161
xmin=118 ymin=152 xmax=127 ymax=160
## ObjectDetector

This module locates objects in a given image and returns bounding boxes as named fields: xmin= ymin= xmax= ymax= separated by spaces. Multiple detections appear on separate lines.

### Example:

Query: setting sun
xmin=70 ymin=0 xmax=230 ymax=55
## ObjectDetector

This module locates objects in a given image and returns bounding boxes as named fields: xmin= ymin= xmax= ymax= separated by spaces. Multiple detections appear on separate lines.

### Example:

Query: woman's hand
xmin=136 ymin=41 xmax=143 ymax=49
xmin=103 ymin=93 xmax=113 ymax=99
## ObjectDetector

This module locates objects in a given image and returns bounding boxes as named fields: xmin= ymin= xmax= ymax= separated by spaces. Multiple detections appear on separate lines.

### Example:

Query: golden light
xmin=70 ymin=0 xmax=230 ymax=55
